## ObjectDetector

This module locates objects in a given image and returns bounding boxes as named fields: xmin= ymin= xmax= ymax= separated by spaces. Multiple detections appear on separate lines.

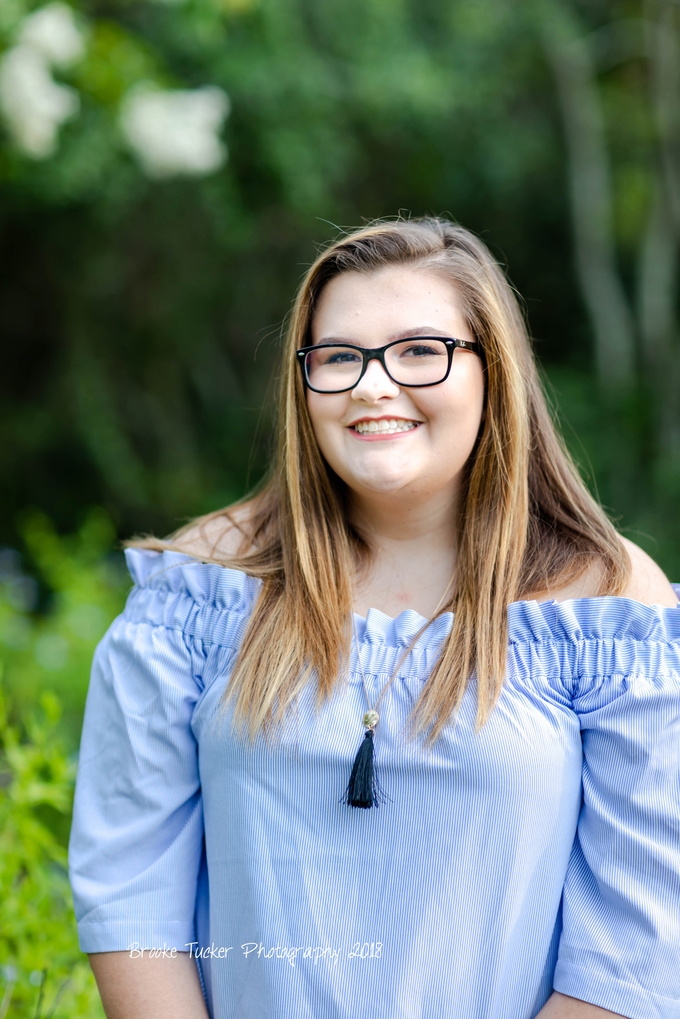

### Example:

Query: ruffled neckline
xmin=124 ymin=547 xmax=680 ymax=650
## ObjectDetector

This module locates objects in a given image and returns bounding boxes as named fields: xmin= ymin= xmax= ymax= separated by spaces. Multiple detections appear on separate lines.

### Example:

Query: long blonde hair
xmin=133 ymin=218 xmax=629 ymax=741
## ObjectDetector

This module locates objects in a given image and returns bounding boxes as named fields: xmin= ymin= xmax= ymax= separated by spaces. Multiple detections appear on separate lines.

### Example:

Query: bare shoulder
xmin=170 ymin=504 xmax=255 ymax=562
xmin=524 ymin=537 xmax=678 ymax=607
xmin=618 ymin=537 xmax=678 ymax=607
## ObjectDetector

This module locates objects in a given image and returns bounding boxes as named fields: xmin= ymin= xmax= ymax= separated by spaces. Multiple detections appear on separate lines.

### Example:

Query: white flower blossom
xmin=19 ymin=2 xmax=85 ymax=67
xmin=120 ymin=83 xmax=230 ymax=179
xmin=0 ymin=3 xmax=84 ymax=158
xmin=0 ymin=44 xmax=79 ymax=157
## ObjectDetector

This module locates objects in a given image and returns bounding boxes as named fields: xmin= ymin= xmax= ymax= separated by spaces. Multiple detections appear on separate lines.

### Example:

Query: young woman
xmin=69 ymin=218 xmax=680 ymax=1019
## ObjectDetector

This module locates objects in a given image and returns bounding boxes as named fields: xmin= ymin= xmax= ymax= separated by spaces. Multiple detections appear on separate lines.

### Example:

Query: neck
xmin=349 ymin=485 xmax=459 ymax=618
xmin=350 ymin=485 xmax=458 ymax=548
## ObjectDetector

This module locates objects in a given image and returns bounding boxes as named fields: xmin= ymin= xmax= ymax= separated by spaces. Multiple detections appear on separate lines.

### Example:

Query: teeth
xmin=353 ymin=419 xmax=418 ymax=435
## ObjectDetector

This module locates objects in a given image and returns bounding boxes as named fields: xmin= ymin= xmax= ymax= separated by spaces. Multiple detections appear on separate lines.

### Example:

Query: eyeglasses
xmin=296 ymin=337 xmax=483 ymax=394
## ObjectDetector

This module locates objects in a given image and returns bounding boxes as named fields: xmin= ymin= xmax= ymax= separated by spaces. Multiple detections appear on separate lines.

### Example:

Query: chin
xmin=349 ymin=471 xmax=414 ymax=495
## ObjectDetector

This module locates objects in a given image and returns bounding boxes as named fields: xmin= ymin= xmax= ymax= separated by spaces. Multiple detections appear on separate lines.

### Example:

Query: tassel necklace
xmin=342 ymin=618 xmax=390 ymax=809
xmin=343 ymin=583 xmax=453 ymax=810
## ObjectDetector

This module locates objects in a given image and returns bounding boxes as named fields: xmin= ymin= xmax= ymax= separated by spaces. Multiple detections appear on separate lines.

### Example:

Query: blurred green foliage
xmin=0 ymin=689 xmax=105 ymax=1018
xmin=0 ymin=511 xmax=128 ymax=744
xmin=547 ymin=368 xmax=680 ymax=573
xmin=0 ymin=513 xmax=126 ymax=1016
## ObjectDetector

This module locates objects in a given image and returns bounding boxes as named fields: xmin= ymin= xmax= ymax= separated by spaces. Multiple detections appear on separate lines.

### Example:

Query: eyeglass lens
xmin=304 ymin=339 xmax=450 ymax=392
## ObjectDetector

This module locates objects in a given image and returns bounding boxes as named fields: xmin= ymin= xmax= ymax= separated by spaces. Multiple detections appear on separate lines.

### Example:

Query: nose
xmin=350 ymin=356 xmax=400 ymax=402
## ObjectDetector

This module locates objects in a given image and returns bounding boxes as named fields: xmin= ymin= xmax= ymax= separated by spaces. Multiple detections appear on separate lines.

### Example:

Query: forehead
xmin=311 ymin=266 xmax=471 ymax=343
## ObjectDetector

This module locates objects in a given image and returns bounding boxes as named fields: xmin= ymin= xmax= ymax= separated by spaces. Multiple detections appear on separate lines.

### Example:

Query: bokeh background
xmin=1 ymin=0 xmax=679 ymax=1014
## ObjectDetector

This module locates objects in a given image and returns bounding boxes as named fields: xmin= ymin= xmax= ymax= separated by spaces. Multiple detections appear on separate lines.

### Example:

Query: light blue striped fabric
xmin=68 ymin=549 xmax=680 ymax=1019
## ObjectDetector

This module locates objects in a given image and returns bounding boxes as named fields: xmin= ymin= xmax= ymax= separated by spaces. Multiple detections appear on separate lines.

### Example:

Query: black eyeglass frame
xmin=295 ymin=337 xmax=484 ymax=394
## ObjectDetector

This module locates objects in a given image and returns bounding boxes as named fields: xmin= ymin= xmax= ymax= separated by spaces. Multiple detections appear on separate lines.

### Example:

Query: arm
xmin=69 ymin=614 xmax=205 ymax=955
xmin=549 ymin=596 xmax=680 ymax=1017
xmin=89 ymin=951 xmax=209 ymax=1019
xmin=536 ymin=992 xmax=627 ymax=1018
xmin=69 ymin=592 xmax=209 ymax=1005
xmin=535 ymin=556 xmax=678 ymax=1019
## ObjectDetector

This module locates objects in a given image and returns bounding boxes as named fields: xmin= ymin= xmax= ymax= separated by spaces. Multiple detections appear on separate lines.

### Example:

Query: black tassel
xmin=343 ymin=729 xmax=387 ymax=809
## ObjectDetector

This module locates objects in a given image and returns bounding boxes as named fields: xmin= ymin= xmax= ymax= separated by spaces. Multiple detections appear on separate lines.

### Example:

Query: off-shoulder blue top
xmin=68 ymin=549 xmax=680 ymax=1019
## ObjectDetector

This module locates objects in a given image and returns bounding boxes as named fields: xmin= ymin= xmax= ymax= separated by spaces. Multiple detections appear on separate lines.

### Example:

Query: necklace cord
xmin=344 ymin=580 xmax=455 ymax=808
xmin=352 ymin=576 xmax=455 ymax=719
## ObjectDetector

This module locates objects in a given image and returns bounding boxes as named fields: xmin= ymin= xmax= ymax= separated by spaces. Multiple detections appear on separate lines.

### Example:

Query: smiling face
xmin=305 ymin=265 xmax=486 ymax=514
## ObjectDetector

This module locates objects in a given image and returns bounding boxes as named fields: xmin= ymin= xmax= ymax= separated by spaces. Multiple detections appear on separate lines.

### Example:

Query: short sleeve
xmin=68 ymin=548 xmax=258 ymax=955
xmin=551 ymin=599 xmax=680 ymax=1018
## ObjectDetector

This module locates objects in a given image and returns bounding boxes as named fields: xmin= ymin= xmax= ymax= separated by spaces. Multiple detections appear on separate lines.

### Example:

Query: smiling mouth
xmin=351 ymin=419 xmax=420 ymax=435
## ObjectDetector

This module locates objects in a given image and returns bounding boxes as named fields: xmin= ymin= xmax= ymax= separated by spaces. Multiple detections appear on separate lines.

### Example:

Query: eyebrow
xmin=316 ymin=326 xmax=453 ymax=345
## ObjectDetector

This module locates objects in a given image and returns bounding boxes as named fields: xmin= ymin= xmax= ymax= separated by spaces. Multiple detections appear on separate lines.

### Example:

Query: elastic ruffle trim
xmin=122 ymin=549 xmax=680 ymax=688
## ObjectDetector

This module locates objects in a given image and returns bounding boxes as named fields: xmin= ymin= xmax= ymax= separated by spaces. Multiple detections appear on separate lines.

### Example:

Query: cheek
xmin=305 ymin=392 xmax=346 ymax=448
xmin=420 ymin=377 xmax=485 ymax=444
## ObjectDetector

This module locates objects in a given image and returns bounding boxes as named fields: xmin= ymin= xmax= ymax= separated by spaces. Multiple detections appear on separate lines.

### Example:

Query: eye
xmin=399 ymin=343 xmax=441 ymax=358
xmin=324 ymin=350 xmax=362 ymax=365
